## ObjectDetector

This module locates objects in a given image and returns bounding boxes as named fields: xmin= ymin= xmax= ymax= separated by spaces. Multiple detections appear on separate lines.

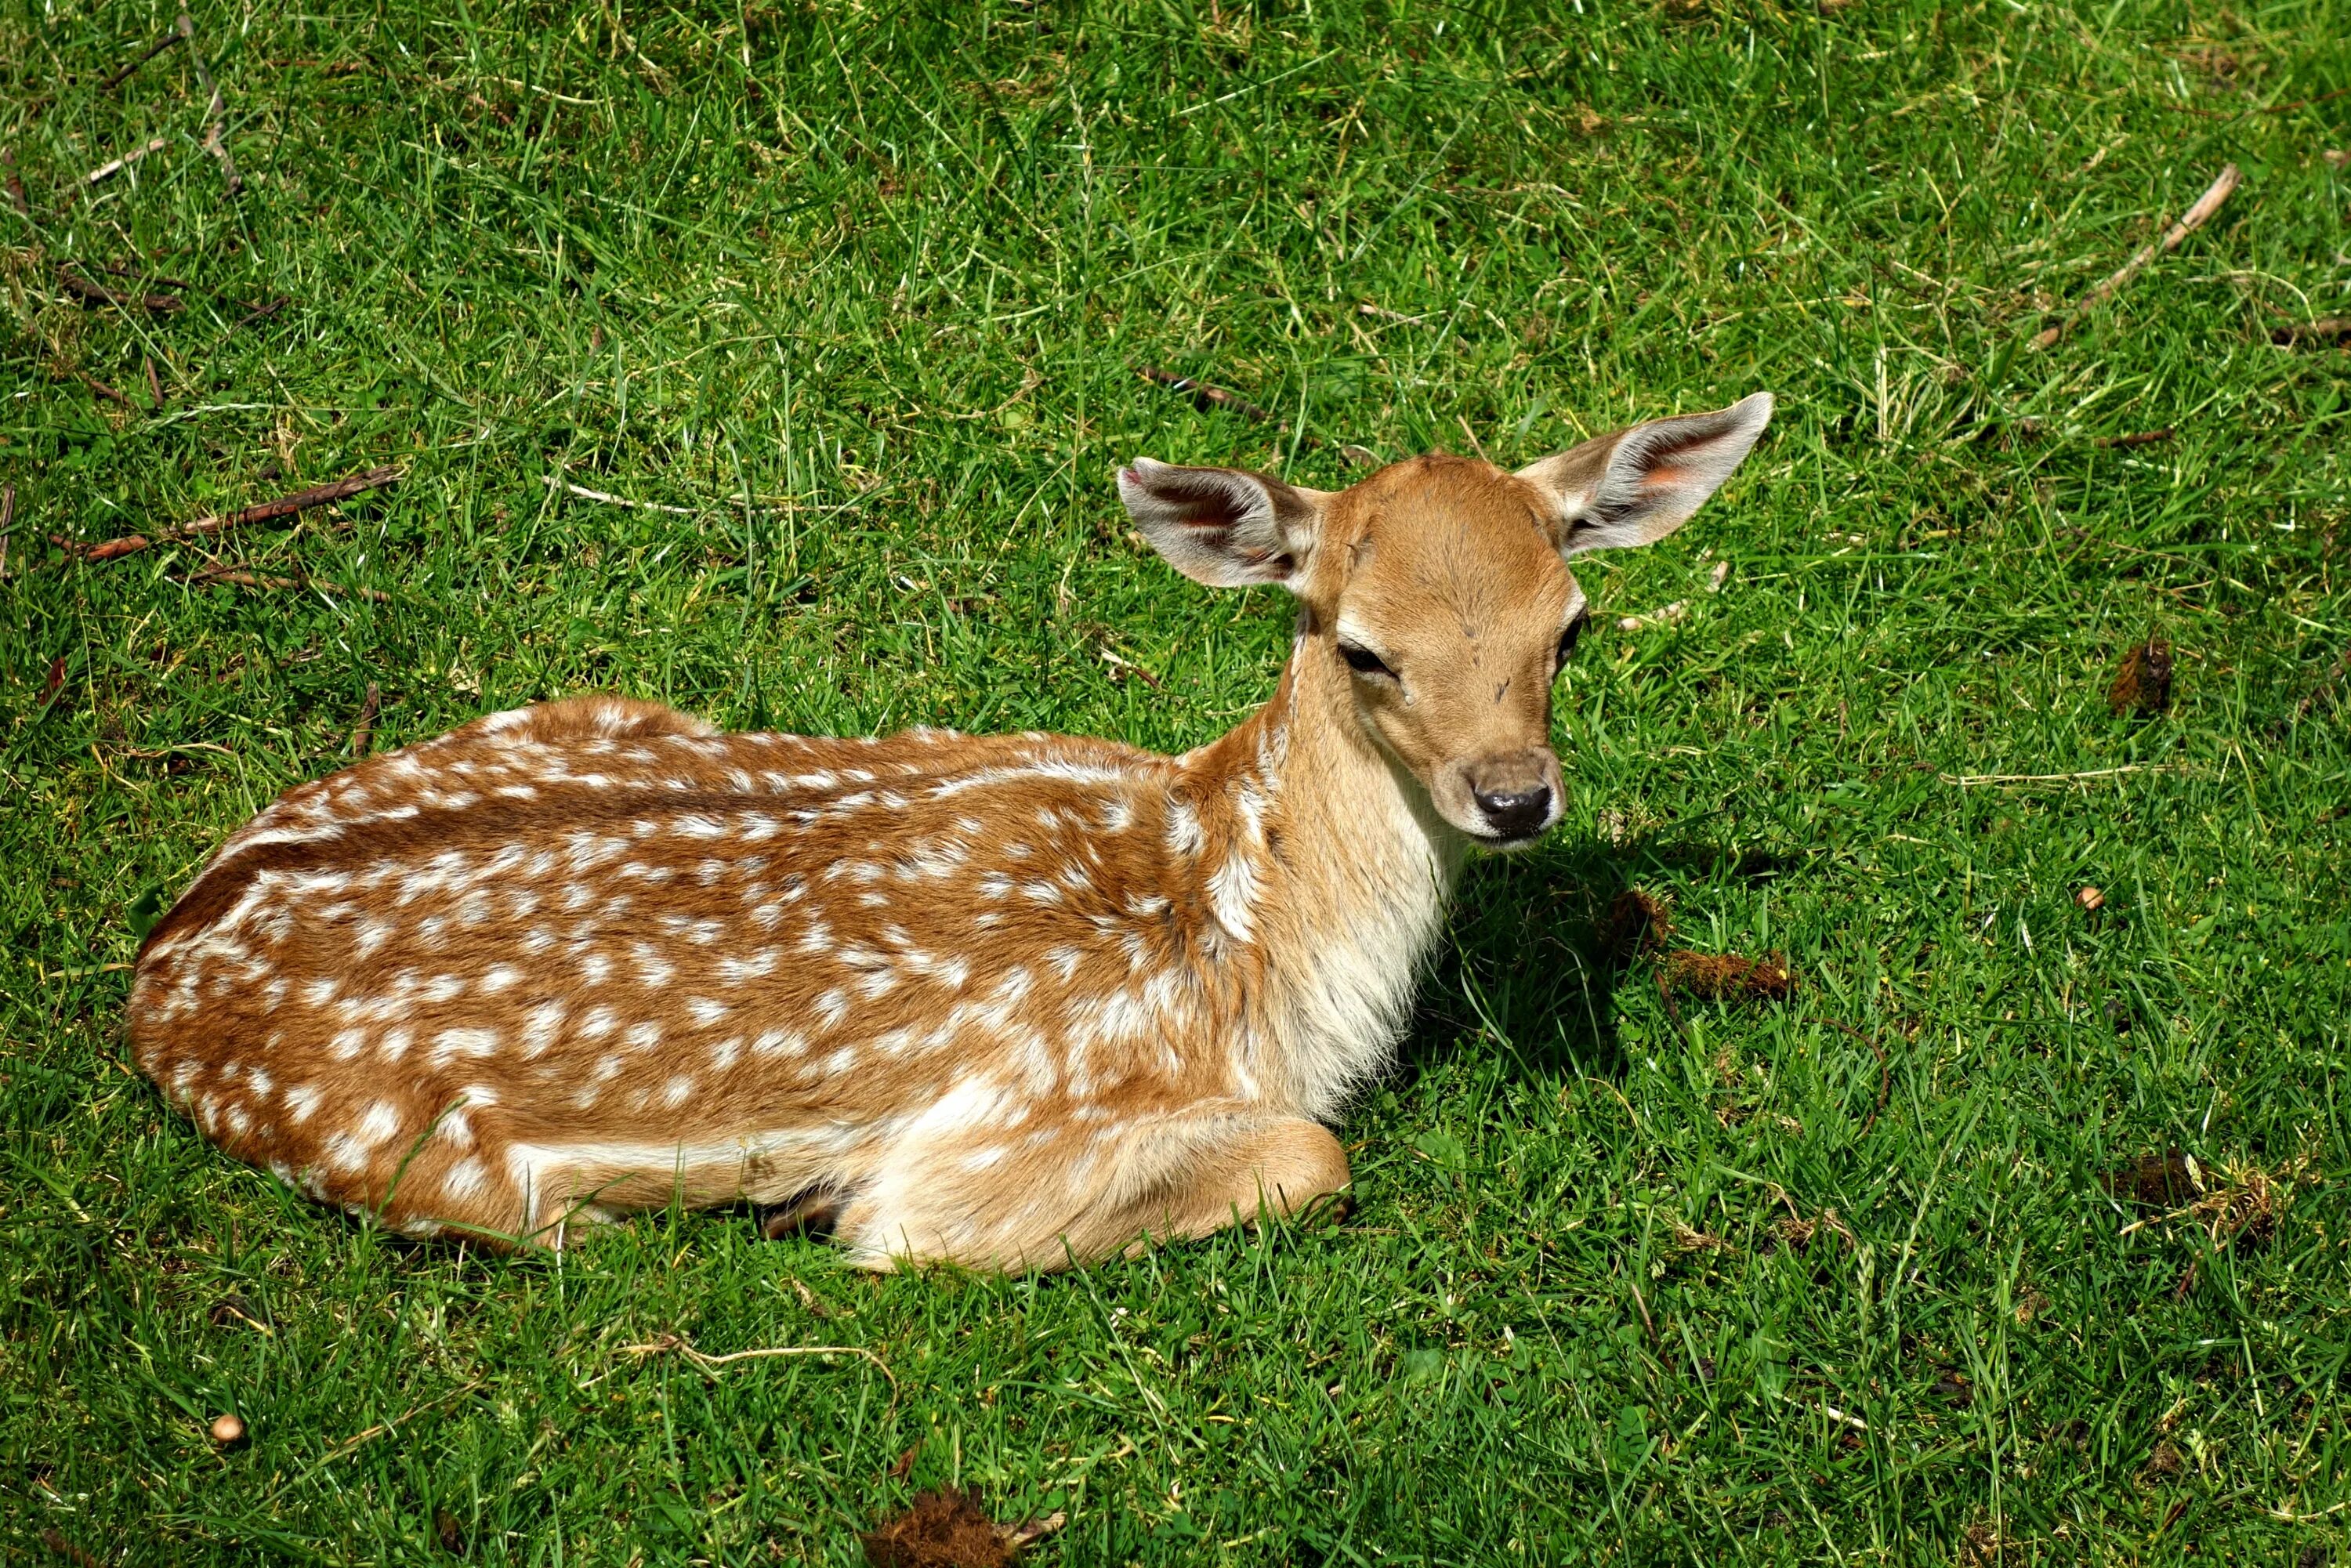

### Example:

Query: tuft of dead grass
xmin=860 ymin=1489 xmax=1067 ymax=1568
xmin=1603 ymin=886 xmax=1672 ymax=961
xmin=2110 ymin=1153 xmax=2311 ymax=1248
xmin=1662 ymin=951 xmax=1795 ymax=1003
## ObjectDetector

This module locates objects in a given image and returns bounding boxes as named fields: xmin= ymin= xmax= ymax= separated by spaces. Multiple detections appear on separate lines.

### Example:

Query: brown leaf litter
xmin=2106 ymin=636 xmax=2173 ymax=716
xmin=862 ymin=1490 xmax=1067 ymax=1568
xmin=1602 ymin=886 xmax=1672 ymax=961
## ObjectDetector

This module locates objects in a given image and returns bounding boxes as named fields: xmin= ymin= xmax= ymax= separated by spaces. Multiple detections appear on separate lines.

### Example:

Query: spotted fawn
xmin=128 ymin=393 xmax=1773 ymax=1268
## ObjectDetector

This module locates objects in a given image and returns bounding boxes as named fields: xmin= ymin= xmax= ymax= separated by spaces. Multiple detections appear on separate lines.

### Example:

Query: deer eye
xmin=1339 ymin=642 xmax=1396 ymax=679
xmin=1554 ymin=611 xmax=1588 ymax=672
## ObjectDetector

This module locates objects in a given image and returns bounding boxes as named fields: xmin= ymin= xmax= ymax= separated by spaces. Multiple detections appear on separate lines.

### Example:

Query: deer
xmin=125 ymin=392 xmax=1773 ymax=1269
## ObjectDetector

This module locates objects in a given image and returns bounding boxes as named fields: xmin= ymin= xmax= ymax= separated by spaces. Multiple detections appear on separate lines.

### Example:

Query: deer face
xmin=1120 ymin=393 xmax=1773 ymax=847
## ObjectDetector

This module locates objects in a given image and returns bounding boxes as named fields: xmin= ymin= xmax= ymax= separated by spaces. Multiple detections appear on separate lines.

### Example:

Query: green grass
xmin=5 ymin=0 xmax=2350 ymax=1559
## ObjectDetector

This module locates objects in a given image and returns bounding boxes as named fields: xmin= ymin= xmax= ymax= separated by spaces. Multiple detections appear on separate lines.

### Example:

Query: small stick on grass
xmin=619 ymin=1332 xmax=898 ymax=1408
xmin=178 ymin=11 xmax=245 ymax=196
xmin=103 ymin=28 xmax=187 ymax=92
xmin=1138 ymin=365 xmax=1281 ymax=425
xmin=233 ymin=295 xmax=289 ymax=329
xmin=0 ymin=483 xmax=13 ymax=579
xmin=1628 ymin=1277 xmax=1657 ymax=1345
xmin=82 ymin=136 xmax=171 ymax=186
xmin=1822 ymin=1019 xmax=1892 ymax=1138
xmin=2292 ymin=645 xmax=2351 ymax=723
xmin=317 ymin=1381 xmax=483 ymax=1465
xmin=188 ymin=566 xmax=392 ymax=603
xmin=2032 ymin=165 xmax=2240 ymax=350
xmin=41 ymin=1529 xmax=106 ymax=1568
xmin=2 ymin=147 xmax=28 ymax=216
xmin=2096 ymin=428 xmax=2174 ymax=448
xmin=1137 ymin=365 xmax=1342 ymax=454
xmin=1940 ymin=762 xmax=2186 ymax=787
xmin=2270 ymin=317 xmax=2351 ymax=346
xmin=544 ymin=474 xmax=700 ymax=515
xmin=348 ymin=682 xmax=382 ymax=756
xmin=63 ymin=465 xmax=403 ymax=562
xmin=79 ymin=371 xmax=133 ymax=407
xmin=146 ymin=356 xmax=165 ymax=411
xmin=59 ymin=266 xmax=183 ymax=313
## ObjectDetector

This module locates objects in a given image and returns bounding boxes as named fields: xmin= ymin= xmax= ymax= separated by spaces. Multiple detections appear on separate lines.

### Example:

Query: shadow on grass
xmin=1402 ymin=830 xmax=1801 ymax=1085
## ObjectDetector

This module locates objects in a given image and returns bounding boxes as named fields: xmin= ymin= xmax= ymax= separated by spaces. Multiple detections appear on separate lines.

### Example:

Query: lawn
xmin=5 ymin=0 xmax=2351 ymax=1560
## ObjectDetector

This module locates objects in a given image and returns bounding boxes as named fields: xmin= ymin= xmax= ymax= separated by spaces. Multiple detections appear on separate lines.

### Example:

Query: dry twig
xmin=317 ymin=1381 xmax=483 ymax=1465
xmin=234 ymin=295 xmax=290 ymax=329
xmin=620 ymin=1332 xmax=898 ymax=1407
xmin=349 ymin=682 xmax=382 ymax=757
xmin=544 ymin=474 xmax=700 ymax=515
xmin=2096 ymin=428 xmax=2174 ymax=448
xmin=103 ymin=29 xmax=186 ymax=91
xmin=60 ymin=465 xmax=403 ymax=562
xmin=2270 ymin=317 xmax=2351 ymax=346
xmin=79 ymin=371 xmax=133 ymax=407
xmin=1822 ymin=1019 xmax=1892 ymax=1137
xmin=40 ymin=1530 xmax=105 ymax=1568
xmin=2 ymin=147 xmax=27 ymax=216
xmin=189 ymin=566 xmax=392 ymax=604
xmin=0 ymin=483 xmax=13 ymax=580
xmin=2031 ymin=165 xmax=2239 ymax=349
xmin=1138 ymin=365 xmax=1281 ymax=425
xmin=58 ymin=266 xmax=183 ymax=313
xmin=1940 ymin=762 xmax=2185 ymax=787
xmin=2292 ymin=645 xmax=2351 ymax=723
xmin=179 ymin=11 xmax=245 ymax=194
xmin=83 ymin=136 xmax=170 ymax=186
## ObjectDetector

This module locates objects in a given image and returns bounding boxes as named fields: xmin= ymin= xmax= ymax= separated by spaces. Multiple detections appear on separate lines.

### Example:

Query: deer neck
xmin=1175 ymin=618 xmax=1466 ymax=1117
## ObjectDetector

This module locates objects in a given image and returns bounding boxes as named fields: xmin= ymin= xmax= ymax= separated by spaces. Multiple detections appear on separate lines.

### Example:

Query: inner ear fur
xmin=1116 ymin=458 xmax=1329 ymax=589
xmin=1516 ymin=392 xmax=1773 ymax=558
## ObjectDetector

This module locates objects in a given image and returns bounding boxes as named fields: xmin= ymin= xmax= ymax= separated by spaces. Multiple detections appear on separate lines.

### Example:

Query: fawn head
xmin=1119 ymin=393 xmax=1773 ymax=846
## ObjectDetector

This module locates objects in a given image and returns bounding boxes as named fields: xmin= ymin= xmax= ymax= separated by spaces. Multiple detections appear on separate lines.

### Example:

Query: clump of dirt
xmin=1669 ymin=1218 xmax=1727 ymax=1253
xmin=861 ymin=1490 xmax=1065 ymax=1568
xmin=2106 ymin=1150 xmax=2201 ymax=1208
xmin=1662 ymin=951 xmax=1794 ymax=1003
xmin=2107 ymin=1151 xmax=2306 ymax=1250
xmin=1959 ymin=1521 xmax=2010 ymax=1568
xmin=2189 ymin=1165 xmax=2282 ymax=1248
xmin=1770 ymin=1208 xmax=1854 ymax=1255
xmin=2107 ymin=636 xmax=2173 ymax=716
xmin=1603 ymin=887 xmax=1672 ymax=961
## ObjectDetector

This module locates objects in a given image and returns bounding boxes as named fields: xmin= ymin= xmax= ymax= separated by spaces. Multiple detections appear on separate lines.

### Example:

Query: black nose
xmin=1473 ymin=786 xmax=1553 ymax=838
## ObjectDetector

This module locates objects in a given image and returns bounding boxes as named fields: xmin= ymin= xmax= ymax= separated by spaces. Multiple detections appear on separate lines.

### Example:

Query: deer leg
xmin=1031 ymin=1115 xmax=1353 ymax=1269
xmin=758 ymin=1186 xmax=846 ymax=1240
xmin=832 ymin=1114 xmax=1351 ymax=1272
xmin=1128 ymin=1116 xmax=1353 ymax=1248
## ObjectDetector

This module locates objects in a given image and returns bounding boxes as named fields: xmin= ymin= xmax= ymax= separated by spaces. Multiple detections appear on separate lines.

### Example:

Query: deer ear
xmin=1516 ymin=393 xmax=1773 ymax=558
xmin=1117 ymin=459 xmax=1329 ymax=589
